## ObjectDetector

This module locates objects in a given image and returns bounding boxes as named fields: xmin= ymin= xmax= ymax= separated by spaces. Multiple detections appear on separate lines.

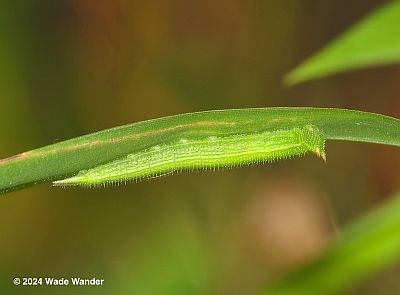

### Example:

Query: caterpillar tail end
xmin=53 ymin=176 xmax=82 ymax=187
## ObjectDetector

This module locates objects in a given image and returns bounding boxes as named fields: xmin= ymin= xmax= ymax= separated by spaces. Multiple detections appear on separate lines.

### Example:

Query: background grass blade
xmin=1 ymin=107 xmax=399 ymax=194
xmin=259 ymin=191 xmax=400 ymax=295
xmin=285 ymin=1 xmax=400 ymax=85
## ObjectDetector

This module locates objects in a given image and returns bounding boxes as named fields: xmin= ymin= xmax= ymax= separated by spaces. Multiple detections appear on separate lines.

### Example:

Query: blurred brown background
xmin=0 ymin=1 xmax=399 ymax=294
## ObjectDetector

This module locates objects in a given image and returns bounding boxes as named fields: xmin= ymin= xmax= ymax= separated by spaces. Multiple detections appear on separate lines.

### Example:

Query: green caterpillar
xmin=53 ymin=125 xmax=326 ymax=187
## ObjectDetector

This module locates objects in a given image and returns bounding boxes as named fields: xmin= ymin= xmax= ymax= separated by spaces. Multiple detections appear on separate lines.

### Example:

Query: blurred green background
xmin=0 ymin=1 xmax=399 ymax=294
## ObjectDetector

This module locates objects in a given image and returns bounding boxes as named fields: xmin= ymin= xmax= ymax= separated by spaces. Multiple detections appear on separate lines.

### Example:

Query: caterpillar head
xmin=301 ymin=125 xmax=326 ymax=161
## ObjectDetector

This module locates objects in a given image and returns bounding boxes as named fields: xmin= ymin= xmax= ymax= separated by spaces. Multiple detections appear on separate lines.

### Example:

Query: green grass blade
xmin=259 ymin=191 xmax=400 ymax=295
xmin=285 ymin=1 xmax=400 ymax=85
xmin=0 ymin=107 xmax=399 ymax=194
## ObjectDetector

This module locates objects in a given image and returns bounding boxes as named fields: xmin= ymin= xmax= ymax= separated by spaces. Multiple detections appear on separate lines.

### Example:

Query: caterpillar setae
xmin=53 ymin=125 xmax=326 ymax=187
